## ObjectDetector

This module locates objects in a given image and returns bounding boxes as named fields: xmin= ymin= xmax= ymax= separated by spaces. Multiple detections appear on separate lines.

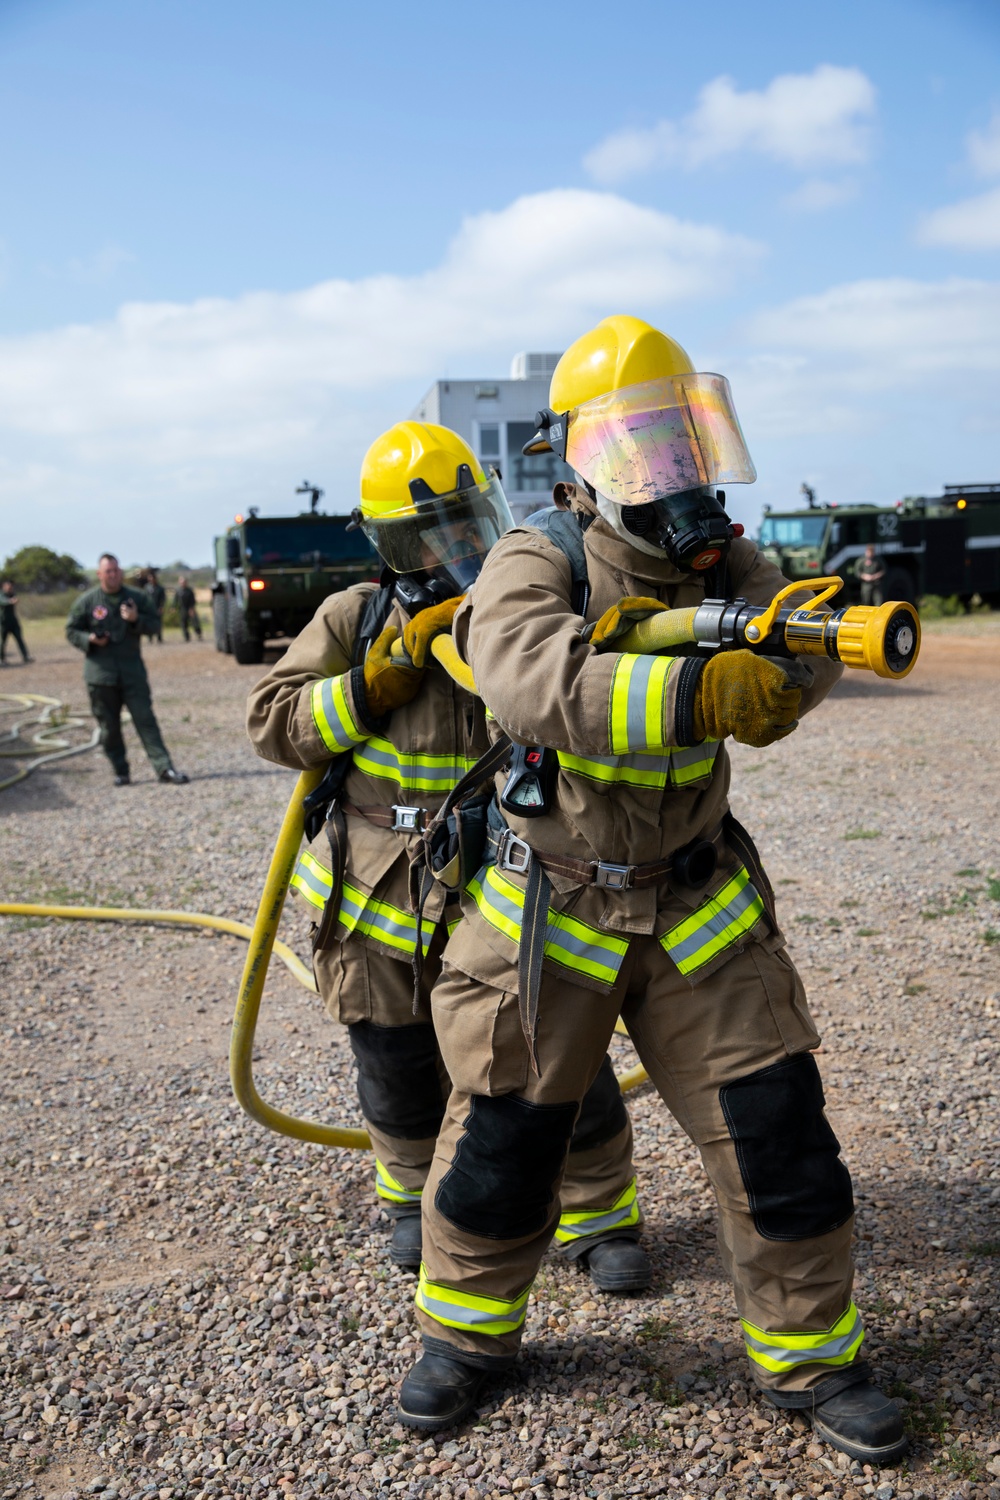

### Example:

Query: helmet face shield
xmin=565 ymin=373 xmax=756 ymax=507
xmin=358 ymin=472 xmax=514 ymax=595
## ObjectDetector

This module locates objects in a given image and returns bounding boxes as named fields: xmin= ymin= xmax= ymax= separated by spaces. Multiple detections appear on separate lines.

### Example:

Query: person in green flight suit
xmin=66 ymin=553 xmax=189 ymax=787
xmin=143 ymin=567 xmax=166 ymax=644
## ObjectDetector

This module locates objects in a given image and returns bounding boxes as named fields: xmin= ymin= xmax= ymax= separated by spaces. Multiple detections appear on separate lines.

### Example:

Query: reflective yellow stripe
xmin=352 ymin=735 xmax=478 ymax=794
xmin=558 ymin=749 xmax=672 ymax=788
xmin=668 ymin=740 xmax=720 ymax=787
xmin=310 ymin=673 xmax=368 ymax=753
xmin=375 ymin=1159 xmax=422 ymax=1206
xmin=291 ymin=857 xmax=438 ymax=955
xmin=554 ymin=1178 xmax=640 ymax=1244
xmin=742 ymin=1303 xmax=865 ymax=1374
xmin=660 ymin=865 xmax=766 ymax=976
xmin=446 ymin=912 xmax=463 ymax=937
xmin=339 ymin=880 xmax=431 ymax=957
xmin=608 ymin=653 xmax=673 ymax=754
xmin=289 ymin=850 xmax=333 ymax=911
xmin=415 ymin=1267 xmax=531 ymax=1337
xmin=468 ymin=864 xmax=628 ymax=988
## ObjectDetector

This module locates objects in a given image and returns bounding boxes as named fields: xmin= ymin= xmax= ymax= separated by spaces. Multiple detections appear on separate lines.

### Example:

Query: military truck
xmin=212 ymin=511 xmax=377 ymax=664
xmin=757 ymin=483 xmax=1000 ymax=608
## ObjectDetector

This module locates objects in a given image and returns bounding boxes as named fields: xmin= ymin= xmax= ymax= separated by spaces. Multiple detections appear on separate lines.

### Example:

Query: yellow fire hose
xmin=3 ymin=579 xmax=918 ymax=1149
xmin=0 ymin=757 xmax=645 ymax=1148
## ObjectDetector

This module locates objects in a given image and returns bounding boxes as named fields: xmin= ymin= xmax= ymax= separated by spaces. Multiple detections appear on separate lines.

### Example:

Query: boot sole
xmin=397 ymin=1383 xmax=484 ymax=1433
xmin=812 ymin=1414 xmax=909 ymax=1467
xmin=588 ymin=1271 xmax=652 ymax=1292
xmin=388 ymin=1250 xmax=422 ymax=1270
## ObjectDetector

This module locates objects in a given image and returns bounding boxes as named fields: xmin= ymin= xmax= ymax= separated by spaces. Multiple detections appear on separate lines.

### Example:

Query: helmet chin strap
xmin=595 ymin=491 xmax=668 ymax=559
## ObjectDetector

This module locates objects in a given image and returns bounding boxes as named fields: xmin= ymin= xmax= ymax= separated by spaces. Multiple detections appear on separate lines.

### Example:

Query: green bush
xmin=919 ymin=594 xmax=964 ymax=618
xmin=2 ymin=545 xmax=87 ymax=593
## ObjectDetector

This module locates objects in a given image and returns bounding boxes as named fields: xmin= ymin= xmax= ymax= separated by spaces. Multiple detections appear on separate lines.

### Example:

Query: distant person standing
xmin=855 ymin=544 xmax=886 ymax=606
xmin=0 ymin=581 xmax=33 ymax=666
xmin=66 ymin=553 xmax=189 ymax=786
xmin=174 ymin=575 xmax=202 ymax=641
xmin=144 ymin=567 xmax=166 ymax=643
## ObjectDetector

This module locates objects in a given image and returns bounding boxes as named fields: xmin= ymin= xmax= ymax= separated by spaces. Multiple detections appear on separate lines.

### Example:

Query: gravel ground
xmin=1 ymin=619 xmax=998 ymax=1500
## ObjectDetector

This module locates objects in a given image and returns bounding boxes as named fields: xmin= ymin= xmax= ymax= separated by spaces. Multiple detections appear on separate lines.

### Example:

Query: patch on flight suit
xmin=719 ymin=1052 xmax=854 ymax=1241
xmin=569 ymin=1056 xmax=628 ymax=1154
xmin=436 ymin=1094 xmax=576 ymax=1239
xmin=348 ymin=1020 xmax=445 ymax=1140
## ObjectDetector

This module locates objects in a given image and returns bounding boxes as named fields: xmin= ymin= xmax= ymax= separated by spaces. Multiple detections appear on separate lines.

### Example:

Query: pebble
xmin=0 ymin=624 xmax=998 ymax=1499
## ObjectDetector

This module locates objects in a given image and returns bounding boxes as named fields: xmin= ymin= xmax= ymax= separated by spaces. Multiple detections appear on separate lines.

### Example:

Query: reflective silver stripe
xmin=668 ymin=740 xmax=720 ymax=786
xmin=625 ymin=653 xmax=658 ymax=750
xmin=743 ymin=1305 xmax=865 ymax=1370
xmin=291 ymin=855 xmax=332 ymax=903
xmin=555 ymin=1182 xmax=640 ymax=1243
xmin=470 ymin=865 xmax=628 ymax=987
xmin=311 ymin=673 xmax=366 ymax=752
xmin=290 ymin=852 xmax=333 ymax=911
xmin=352 ymin=736 xmax=476 ymax=791
xmin=557 ymin=749 xmax=671 ymax=788
xmin=415 ymin=1273 xmax=531 ymax=1336
xmin=665 ymin=875 xmax=761 ymax=970
xmin=375 ymin=1160 xmax=422 ymax=1204
xmin=338 ymin=881 xmax=431 ymax=957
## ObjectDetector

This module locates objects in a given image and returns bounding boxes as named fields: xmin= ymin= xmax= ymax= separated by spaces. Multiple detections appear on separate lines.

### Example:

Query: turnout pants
xmin=416 ymin=937 xmax=865 ymax=1403
xmin=314 ymin=935 xmax=641 ymax=1258
xmin=88 ymin=680 xmax=172 ymax=777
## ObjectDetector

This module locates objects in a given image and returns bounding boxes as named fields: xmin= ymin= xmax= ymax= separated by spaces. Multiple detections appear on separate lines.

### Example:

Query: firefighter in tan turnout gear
xmin=397 ymin=319 xmax=907 ymax=1466
xmin=247 ymin=422 xmax=651 ymax=1288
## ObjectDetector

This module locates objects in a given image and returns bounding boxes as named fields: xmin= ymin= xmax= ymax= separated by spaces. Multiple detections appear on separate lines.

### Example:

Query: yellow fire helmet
xmin=524 ymin=314 xmax=756 ymax=509
xmin=357 ymin=421 xmax=515 ymax=595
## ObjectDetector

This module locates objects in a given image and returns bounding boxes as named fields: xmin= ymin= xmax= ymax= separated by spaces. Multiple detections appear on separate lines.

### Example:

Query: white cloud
xmin=744 ymin=276 xmax=1000 ymax=380
xmin=917 ymin=184 xmax=1000 ymax=250
xmin=782 ymin=178 xmax=858 ymax=214
xmin=0 ymin=188 xmax=763 ymax=561
xmin=967 ymin=110 xmax=1000 ymax=178
xmin=713 ymin=275 xmax=1000 ymax=522
xmin=916 ymin=109 xmax=1000 ymax=250
xmin=584 ymin=65 xmax=876 ymax=185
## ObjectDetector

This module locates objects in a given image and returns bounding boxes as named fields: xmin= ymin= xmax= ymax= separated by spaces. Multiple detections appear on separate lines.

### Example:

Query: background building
xmin=411 ymin=352 xmax=573 ymax=521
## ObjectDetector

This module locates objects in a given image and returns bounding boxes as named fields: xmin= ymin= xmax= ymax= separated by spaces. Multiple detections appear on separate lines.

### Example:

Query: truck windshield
xmin=759 ymin=516 xmax=828 ymax=548
xmin=243 ymin=522 xmax=375 ymax=567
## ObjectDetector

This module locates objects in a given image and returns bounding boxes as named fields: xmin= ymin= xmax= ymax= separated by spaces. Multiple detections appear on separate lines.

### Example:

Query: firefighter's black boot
xmin=388 ymin=1213 xmax=422 ymax=1270
xmin=812 ymin=1381 xmax=907 ymax=1465
xmin=398 ymin=1353 xmax=486 ymax=1431
xmin=581 ymin=1237 xmax=652 ymax=1292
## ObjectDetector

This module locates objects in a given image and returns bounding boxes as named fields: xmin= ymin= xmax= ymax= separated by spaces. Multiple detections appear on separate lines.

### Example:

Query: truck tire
xmin=882 ymin=567 xmax=917 ymax=607
xmin=213 ymin=594 xmax=231 ymax=654
xmin=228 ymin=599 xmax=265 ymax=665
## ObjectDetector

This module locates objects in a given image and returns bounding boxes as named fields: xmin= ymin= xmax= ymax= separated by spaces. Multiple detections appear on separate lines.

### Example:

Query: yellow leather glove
xmin=362 ymin=625 xmax=425 ymax=717
xmin=401 ymin=595 xmax=465 ymax=668
xmin=583 ymin=597 xmax=666 ymax=648
xmin=693 ymin=651 xmax=802 ymax=748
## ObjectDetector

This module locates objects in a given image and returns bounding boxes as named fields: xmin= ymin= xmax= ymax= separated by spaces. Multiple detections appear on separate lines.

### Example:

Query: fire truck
xmin=757 ymin=484 xmax=1000 ymax=606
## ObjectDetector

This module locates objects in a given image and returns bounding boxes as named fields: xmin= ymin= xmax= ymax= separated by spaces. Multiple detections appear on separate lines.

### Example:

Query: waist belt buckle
xmin=496 ymin=828 xmax=532 ymax=875
xmin=593 ymin=861 xmax=635 ymax=891
xmin=392 ymin=805 xmax=424 ymax=833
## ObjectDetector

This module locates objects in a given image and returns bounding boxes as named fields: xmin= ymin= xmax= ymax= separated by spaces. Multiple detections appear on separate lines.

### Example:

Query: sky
xmin=1 ymin=0 xmax=999 ymax=566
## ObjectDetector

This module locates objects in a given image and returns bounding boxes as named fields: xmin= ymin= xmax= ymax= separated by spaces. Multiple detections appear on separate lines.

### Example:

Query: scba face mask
xmin=619 ymin=486 xmax=738 ymax=573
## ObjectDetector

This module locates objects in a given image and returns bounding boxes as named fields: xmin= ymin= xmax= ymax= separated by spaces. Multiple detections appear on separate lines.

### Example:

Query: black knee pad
xmin=348 ymin=1020 xmax=445 ymax=1141
xmin=719 ymin=1052 xmax=853 ymax=1241
xmin=436 ymin=1094 xmax=577 ymax=1240
xmin=569 ymin=1054 xmax=627 ymax=1154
